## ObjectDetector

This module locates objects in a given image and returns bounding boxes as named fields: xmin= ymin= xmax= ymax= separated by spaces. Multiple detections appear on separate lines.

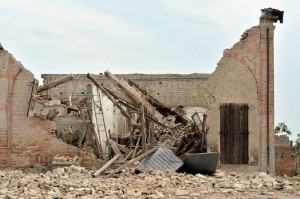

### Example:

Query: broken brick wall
xmin=0 ymin=50 xmax=97 ymax=169
xmin=275 ymin=146 xmax=296 ymax=176
xmin=206 ymin=22 xmax=275 ymax=174
xmin=275 ymin=135 xmax=296 ymax=176
xmin=41 ymin=73 xmax=213 ymax=108
xmin=206 ymin=8 xmax=281 ymax=175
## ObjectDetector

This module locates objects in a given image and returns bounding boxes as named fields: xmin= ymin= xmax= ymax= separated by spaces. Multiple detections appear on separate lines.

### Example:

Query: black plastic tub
xmin=179 ymin=152 xmax=220 ymax=175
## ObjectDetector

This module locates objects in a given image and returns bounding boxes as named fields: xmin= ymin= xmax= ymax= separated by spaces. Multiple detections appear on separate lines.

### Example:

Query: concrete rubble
xmin=0 ymin=167 xmax=300 ymax=198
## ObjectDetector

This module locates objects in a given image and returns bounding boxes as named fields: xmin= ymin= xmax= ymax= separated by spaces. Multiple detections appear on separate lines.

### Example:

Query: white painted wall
xmin=92 ymin=86 xmax=114 ymax=160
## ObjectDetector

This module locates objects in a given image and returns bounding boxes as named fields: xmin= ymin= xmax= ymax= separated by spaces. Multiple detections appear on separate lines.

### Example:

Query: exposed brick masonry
xmin=0 ymin=50 xmax=98 ymax=169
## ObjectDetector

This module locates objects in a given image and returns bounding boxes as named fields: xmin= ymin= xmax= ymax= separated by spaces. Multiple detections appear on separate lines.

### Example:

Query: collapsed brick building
xmin=0 ymin=52 xmax=98 ymax=169
xmin=1 ymin=8 xmax=294 ymax=176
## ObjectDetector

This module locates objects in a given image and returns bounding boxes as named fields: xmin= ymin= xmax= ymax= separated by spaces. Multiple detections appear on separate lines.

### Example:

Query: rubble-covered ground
xmin=1 ymin=166 xmax=300 ymax=199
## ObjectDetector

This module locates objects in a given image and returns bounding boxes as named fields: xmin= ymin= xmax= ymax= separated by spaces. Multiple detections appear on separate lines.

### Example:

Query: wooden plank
xmin=78 ymin=124 xmax=87 ymax=148
xmin=106 ymin=146 xmax=159 ymax=178
xmin=110 ymin=140 xmax=131 ymax=154
xmin=67 ymin=106 xmax=80 ymax=112
xmin=87 ymin=73 xmax=130 ymax=119
xmin=108 ymin=139 xmax=124 ymax=160
xmin=139 ymin=103 xmax=147 ymax=153
xmin=104 ymin=70 xmax=164 ymax=121
xmin=220 ymin=103 xmax=232 ymax=164
xmin=128 ymin=79 xmax=190 ymax=125
xmin=241 ymin=104 xmax=249 ymax=163
xmin=219 ymin=104 xmax=225 ymax=163
xmin=230 ymin=104 xmax=233 ymax=162
xmin=233 ymin=104 xmax=240 ymax=163
xmin=37 ymin=74 xmax=74 ymax=93
xmin=91 ymin=123 xmax=102 ymax=159
xmin=132 ymin=136 xmax=141 ymax=159
xmin=93 ymin=154 xmax=121 ymax=177
xmin=124 ymin=150 xmax=133 ymax=161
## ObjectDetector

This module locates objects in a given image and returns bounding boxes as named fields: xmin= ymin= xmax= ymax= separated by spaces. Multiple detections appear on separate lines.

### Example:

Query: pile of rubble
xmin=24 ymin=70 xmax=213 ymax=175
xmin=84 ymin=71 xmax=210 ymax=166
xmin=0 ymin=166 xmax=299 ymax=198
xmin=52 ymin=155 xmax=82 ymax=166
xmin=30 ymin=71 xmax=205 ymax=162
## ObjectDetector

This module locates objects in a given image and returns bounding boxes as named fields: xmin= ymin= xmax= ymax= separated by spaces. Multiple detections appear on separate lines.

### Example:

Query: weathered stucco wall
xmin=0 ymin=50 xmax=97 ymax=169
xmin=207 ymin=56 xmax=259 ymax=166
xmin=205 ymin=12 xmax=279 ymax=174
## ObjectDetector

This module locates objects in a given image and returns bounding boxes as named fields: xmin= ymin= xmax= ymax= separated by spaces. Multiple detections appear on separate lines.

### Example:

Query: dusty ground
xmin=0 ymin=165 xmax=300 ymax=199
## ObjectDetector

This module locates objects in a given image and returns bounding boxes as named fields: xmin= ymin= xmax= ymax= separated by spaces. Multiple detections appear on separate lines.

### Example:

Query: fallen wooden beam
xmin=93 ymin=154 xmax=121 ymax=177
xmin=109 ymin=139 xmax=130 ymax=154
xmin=108 ymin=139 xmax=124 ymax=160
xmin=37 ymin=74 xmax=74 ymax=93
xmin=87 ymin=73 xmax=130 ymax=119
xmin=105 ymin=146 xmax=159 ymax=177
xmin=132 ymin=135 xmax=141 ymax=159
xmin=124 ymin=150 xmax=133 ymax=161
xmin=128 ymin=79 xmax=190 ymax=125
xmin=104 ymin=70 xmax=163 ymax=121
xmin=87 ymin=110 xmax=102 ymax=159
xmin=118 ymin=100 xmax=169 ymax=129
xmin=139 ymin=103 xmax=147 ymax=153
xmin=67 ymin=106 xmax=80 ymax=112
xmin=131 ymin=122 xmax=141 ymax=128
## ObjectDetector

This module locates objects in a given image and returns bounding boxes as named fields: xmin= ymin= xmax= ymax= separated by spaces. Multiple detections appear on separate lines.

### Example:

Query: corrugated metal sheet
xmin=182 ymin=152 xmax=220 ymax=175
xmin=136 ymin=147 xmax=184 ymax=172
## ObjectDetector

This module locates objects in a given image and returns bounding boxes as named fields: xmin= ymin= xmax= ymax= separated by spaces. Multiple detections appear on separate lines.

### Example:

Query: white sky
xmin=1 ymin=0 xmax=299 ymax=140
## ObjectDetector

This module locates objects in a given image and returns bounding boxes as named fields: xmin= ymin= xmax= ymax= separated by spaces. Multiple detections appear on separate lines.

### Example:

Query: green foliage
xmin=294 ymin=134 xmax=300 ymax=157
xmin=292 ymin=134 xmax=300 ymax=176
xmin=296 ymin=167 xmax=300 ymax=176
xmin=275 ymin=122 xmax=292 ymax=135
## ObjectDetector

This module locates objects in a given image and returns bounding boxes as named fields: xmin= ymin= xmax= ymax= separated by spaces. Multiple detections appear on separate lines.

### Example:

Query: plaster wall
xmin=207 ymin=57 xmax=259 ymax=166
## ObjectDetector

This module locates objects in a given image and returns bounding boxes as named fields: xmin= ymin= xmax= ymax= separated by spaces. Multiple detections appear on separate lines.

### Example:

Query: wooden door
xmin=220 ymin=103 xmax=249 ymax=164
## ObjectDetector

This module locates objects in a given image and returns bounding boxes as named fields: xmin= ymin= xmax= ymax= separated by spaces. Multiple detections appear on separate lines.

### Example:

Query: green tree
xmin=274 ymin=123 xmax=300 ymax=175
xmin=274 ymin=122 xmax=292 ymax=136
xmin=295 ymin=134 xmax=300 ymax=154
xmin=293 ymin=134 xmax=300 ymax=176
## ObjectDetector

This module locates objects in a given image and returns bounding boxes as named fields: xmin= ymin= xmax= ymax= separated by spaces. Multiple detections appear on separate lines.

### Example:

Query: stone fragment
xmin=233 ymin=183 xmax=245 ymax=189
xmin=175 ymin=189 xmax=189 ymax=196
xmin=214 ymin=170 xmax=225 ymax=178
xmin=155 ymin=191 xmax=164 ymax=198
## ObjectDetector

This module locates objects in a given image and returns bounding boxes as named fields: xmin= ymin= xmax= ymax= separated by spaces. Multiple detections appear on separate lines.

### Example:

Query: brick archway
xmin=223 ymin=49 xmax=261 ymax=98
